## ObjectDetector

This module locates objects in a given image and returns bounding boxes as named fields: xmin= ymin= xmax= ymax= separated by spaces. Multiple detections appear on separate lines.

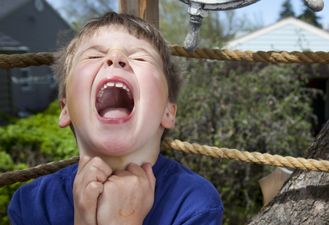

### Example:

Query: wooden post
xmin=119 ymin=0 xmax=159 ymax=29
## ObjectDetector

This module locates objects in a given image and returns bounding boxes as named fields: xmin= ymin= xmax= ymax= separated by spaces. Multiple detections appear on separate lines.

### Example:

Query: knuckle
xmin=127 ymin=162 xmax=138 ymax=170
xmin=130 ymin=175 xmax=139 ymax=182
xmin=90 ymin=157 xmax=112 ymax=174
xmin=89 ymin=159 xmax=103 ymax=170
xmin=74 ymin=195 xmax=89 ymax=209
xmin=86 ymin=181 xmax=101 ymax=190
xmin=103 ymin=180 xmax=115 ymax=192
xmin=129 ymin=176 xmax=141 ymax=186
xmin=91 ymin=156 xmax=103 ymax=165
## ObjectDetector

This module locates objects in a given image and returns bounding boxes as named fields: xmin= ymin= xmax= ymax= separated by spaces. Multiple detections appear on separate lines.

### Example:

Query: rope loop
xmin=1 ymin=46 xmax=329 ymax=70
xmin=1 ymin=139 xmax=329 ymax=187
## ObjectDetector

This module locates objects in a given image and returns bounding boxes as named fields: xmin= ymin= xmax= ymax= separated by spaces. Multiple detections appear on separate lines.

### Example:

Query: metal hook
xmin=180 ymin=0 xmax=325 ymax=51
xmin=304 ymin=0 xmax=324 ymax=11
xmin=183 ymin=2 xmax=207 ymax=51
xmin=180 ymin=0 xmax=260 ymax=51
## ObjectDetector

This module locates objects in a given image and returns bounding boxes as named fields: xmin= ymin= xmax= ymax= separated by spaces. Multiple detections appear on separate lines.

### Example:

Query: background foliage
xmin=0 ymin=0 xmax=322 ymax=224
xmin=0 ymin=102 xmax=76 ymax=224
xmin=167 ymin=61 xmax=315 ymax=224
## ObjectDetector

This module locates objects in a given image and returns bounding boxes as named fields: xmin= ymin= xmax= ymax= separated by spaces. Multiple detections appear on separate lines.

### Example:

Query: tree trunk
xmin=248 ymin=121 xmax=329 ymax=225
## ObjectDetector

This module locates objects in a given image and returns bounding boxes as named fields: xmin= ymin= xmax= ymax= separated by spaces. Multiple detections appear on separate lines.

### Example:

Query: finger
xmin=85 ymin=181 xmax=104 ymax=198
xmin=74 ymin=181 xmax=103 ymax=224
xmin=81 ymin=157 xmax=113 ymax=183
xmin=142 ymin=163 xmax=156 ymax=189
xmin=82 ymin=165 xmax=108 ymax=184
xmin=80 ymin=181 xmax=104 ymax=219
xmin=126 ymin=163 xmax=147 ymax=178
xmin=90 ymin=157 xmax=113 ymax=178
xmin=77 ymin=155 xmax=92 ymax=174
xmin=107 ymin=174 xmax=119 ymax=182
xmin=113 ymin=169 xmax=131 ymax=177
xmin=75 ymin=157 xmax=113 ymax=192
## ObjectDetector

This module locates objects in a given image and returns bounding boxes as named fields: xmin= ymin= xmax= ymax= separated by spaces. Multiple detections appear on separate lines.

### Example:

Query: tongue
xmin=101 ymin=108 xmax=130 ymax=119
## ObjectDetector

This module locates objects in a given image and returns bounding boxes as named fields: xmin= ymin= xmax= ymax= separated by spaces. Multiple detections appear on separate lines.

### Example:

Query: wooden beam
xmin=140 ymin=0 xmax=159 ymax=29
xmin=119 ymin=0 xmax=159 ymax=29
xmin=119 ymin=0 xmax=139 ymax=17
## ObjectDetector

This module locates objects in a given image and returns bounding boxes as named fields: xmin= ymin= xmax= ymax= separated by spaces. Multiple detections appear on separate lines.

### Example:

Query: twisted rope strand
xmin=1 ymin=46 xmax=329 ymax=69
xmin=169 ymin=46 xmax=329 ymax=64
xmin=163 ymin=139 xmax=329 ymax=172
xmin=0 ymin=157 xmax=78 ymax=187
xmin=1 ymin=139 xmax=329 ymax=187
xmin=0 ymin=52 xmax=54 ymax=69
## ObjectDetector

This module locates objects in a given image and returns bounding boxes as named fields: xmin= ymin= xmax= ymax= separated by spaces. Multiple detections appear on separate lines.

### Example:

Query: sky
xmin=47 ymin=0 xmax=328 ymax=29
xmin=233 ymin=0 xmax=328 ymax=28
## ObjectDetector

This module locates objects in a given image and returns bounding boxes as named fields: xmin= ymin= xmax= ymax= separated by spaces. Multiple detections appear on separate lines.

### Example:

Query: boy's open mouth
xmin=96 ymin=80 xmax=134 ymax=120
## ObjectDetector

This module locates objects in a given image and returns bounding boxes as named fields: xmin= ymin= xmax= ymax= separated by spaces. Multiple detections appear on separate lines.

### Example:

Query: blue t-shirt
xmin=8 ymin=154 xmax=223 ymax=225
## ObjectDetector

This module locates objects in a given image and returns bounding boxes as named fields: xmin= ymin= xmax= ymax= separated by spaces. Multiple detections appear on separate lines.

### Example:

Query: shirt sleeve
xmin=8 ymin=188 xmax=24 ymax=225
xmin=181 ymin=207 xmax=223 ymax=225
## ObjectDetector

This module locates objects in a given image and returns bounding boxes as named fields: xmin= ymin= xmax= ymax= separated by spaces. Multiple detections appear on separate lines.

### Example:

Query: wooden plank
xmin=119 ymin=0 xmax=139 ymax=16
xmin=140 ymin=0 xmax=159 ymax=29
xmin=119 ymin=0 xmax=159 ymax=28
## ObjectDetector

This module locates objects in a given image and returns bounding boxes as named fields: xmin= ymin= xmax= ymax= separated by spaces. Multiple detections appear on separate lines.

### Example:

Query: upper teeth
xmin=97 ymin=81 xmax=130 ymax=98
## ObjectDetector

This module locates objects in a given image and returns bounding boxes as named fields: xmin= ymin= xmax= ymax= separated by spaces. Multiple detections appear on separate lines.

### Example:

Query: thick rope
xmin=170 ymin=45 xmax=329 ymax=64
xmin=163 ymin=139 xmax=329 ymax=171
xmin=0 ymin=157 xmax=78 ymax=187
xmin=1 ymin=46 xmax=329 ymax=69
xmin=0 ymin=52 xmax=54 ymax=69
xmin=1 ymin=139 xmax=329 ymax=187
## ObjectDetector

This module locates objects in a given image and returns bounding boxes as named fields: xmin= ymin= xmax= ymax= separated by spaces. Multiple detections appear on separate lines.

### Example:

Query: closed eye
xmin=132 ymin=58 xmax=146 ymax=62
xmin=88 ymin=56 xmax=103 ymax=59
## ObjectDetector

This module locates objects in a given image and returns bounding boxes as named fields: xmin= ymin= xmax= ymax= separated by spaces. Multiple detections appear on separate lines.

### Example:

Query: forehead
xmin=77 ymin=25 xmax=156 ymax=51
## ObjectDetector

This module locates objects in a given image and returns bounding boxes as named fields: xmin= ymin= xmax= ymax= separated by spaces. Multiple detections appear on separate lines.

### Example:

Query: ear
xmin=58 ymin=98 xmax=71 ymax=128
xmin=161 ymin=102 xmax=177 ymax=129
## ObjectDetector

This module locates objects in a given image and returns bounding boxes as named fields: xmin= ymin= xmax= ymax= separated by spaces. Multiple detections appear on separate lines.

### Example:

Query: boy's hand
xmin=73 ymin=156 xmax=112 ymax=225
xmin=97 ymin=163 xmax=156 ymax=225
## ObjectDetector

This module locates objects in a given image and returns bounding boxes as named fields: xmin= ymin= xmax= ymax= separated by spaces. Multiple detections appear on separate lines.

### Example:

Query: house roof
xmin=0 ymin=32 xmax=28 ymax=51
xmin=0 ymin=0 xmax=30 ymax=20
xmin=225 ymin=17 xmax=329 ymax=51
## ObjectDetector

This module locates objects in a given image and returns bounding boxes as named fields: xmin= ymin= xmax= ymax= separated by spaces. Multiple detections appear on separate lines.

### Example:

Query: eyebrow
xmin=131 ymin=47 xmax=152 ymax=54
xmin=76 ymin=45 xmax=160 ymax=60
xmin=76 ymin=45 xmax=108 ymax=58
xmin=130 ymin=47 xmax=161 ymax=60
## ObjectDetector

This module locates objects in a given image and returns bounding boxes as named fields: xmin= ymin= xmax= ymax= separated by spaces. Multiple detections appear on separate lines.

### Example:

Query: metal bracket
xmin=304 ymin=0 xmax=324 ymax=11
xmin=180 ymin=0 xmax=324 ymax=51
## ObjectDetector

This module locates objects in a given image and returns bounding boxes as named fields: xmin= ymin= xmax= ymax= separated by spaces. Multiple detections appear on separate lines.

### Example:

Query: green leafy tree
xmin=166 ymin=61 xmax=315 ymax=224
xmin=52 ymin=0 xmax=116 ymax=29
xmin=279 ymin=0 xmax=295 ymax=19
xmin=0 ymin=101 xmax=76 ymax=224
xmin=160 ymin=0 xmax=261 ymax=47
xmin=298 ymin=5 xmax=322 ymax=28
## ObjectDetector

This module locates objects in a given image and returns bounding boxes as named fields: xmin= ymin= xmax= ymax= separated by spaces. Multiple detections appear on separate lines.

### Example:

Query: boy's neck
xmin=79 ymin=144 xmax=160 ymax=171
xmin=101 ymin=149 xmax=159 ymax=171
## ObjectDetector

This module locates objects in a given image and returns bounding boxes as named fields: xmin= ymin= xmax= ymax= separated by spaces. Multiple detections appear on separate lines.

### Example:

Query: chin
xmin=96 ymin=137 xmax=137 ymax=157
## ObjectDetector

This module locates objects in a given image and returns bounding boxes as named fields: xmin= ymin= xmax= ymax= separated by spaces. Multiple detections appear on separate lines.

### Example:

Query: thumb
xmin=142 ymin=163 xmax=156 ymax=190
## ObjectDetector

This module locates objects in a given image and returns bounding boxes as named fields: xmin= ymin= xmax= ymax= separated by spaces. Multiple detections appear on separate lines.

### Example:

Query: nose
xmin=107 ymin=59 xmax=126 ymax=68
xmin=106 ymin=50 xmax=131 ymax=71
